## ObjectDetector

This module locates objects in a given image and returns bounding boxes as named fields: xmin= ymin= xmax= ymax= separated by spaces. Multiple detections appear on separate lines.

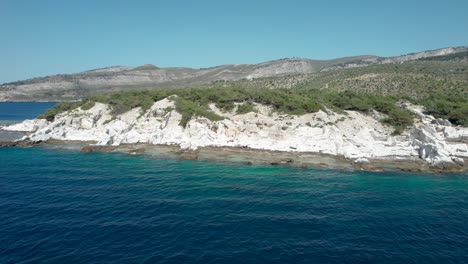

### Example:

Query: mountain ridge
xmin=1 ymin=46 xmax=467 ymax=101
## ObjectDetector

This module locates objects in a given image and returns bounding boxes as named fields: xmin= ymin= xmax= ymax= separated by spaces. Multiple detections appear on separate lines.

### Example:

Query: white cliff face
xmin=20 ymin=103 xmax=113 ymax=142
xmin=406 ymin=104 xmax=468 ymax=168
xmin=1 ymin=119 xmax=48 ymax=132
xmin=4 ymin=98 xmax=467 ymax=169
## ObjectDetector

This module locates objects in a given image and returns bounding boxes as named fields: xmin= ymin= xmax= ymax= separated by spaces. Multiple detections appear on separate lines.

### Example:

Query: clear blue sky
xmin=1 ymin=0 xmax=467 ymax=83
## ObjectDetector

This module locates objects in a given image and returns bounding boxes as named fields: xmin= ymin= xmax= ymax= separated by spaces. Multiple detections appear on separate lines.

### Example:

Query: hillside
xmin=3 ymin=47 xmax=467 ymax=171
xmin=208 ymin=57 xmax=468 ymax=99
xmin=1 ymin=47 xmax=466 ymax=102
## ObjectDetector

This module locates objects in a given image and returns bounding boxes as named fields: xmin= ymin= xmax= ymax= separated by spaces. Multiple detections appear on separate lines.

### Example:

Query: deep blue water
xmin=0 ymin=147 xmax=467 ymax=263
xmin=0 ymin=102 xmax=56 ymax=120
xmin=0 ymin=103 xmax=467 ymax=263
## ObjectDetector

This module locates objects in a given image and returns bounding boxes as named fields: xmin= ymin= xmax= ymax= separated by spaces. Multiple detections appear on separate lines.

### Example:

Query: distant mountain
xmin=1 ymin=47 xmax=467 ymax=101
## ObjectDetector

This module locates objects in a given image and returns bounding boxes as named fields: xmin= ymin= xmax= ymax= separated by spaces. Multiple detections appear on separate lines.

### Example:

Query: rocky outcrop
xmin=3 ymin=98 xmax=467 ymax=171
xmin=379 ymin=47 xmax=467 ymax=64
xmin=2 ymin=119 xmax=48 ymax=132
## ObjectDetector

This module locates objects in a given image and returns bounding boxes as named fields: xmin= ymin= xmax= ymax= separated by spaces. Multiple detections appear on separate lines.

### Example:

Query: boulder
xmin=433 ymin=118 xmax=451 ymax=127
xmin=354 ymin=158 xmax=370 ymax=164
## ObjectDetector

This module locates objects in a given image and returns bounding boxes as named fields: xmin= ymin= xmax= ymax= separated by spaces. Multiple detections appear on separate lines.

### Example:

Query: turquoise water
xmin=0 ymin=103 xmax=467 ymax=263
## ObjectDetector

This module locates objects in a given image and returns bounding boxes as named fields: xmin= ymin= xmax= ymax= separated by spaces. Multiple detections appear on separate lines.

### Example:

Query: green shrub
xmin=420 ymin=96 xmax=468 ymax=126
xmin=37 ymin=101 xmax=80 ymax=121
xmin=80 ymin=100 xmax=95 ymax=110
xmin=216 ymin=101 xmax=235 ymax=111
xmin=237 ymin=102 xmax=255 ymax=114
xmin=382 ymin=109 xmax=414 ymax=135
xmin=176 ymin=98 xmax=223 ymax=127
xmin=105 ymin=90 xmax=155 ymax=115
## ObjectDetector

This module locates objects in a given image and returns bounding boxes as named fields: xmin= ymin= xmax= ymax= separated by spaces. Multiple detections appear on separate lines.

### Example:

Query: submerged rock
xmin=270 ymin=158 xmax=294 ymax=165
xmin=81 ymin=145 xmax=117 ymax=153
xmin=179 ymin=151 xmax=198 ymax=160
xmin=128 ymin=148 xmax=145 ymax=155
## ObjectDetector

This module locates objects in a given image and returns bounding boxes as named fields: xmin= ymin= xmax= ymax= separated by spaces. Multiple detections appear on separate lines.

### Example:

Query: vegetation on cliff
xmin=419 ymin=94 xmax=468 ymax=126
xmin=39 ymin=87 xmax=426 ymax=132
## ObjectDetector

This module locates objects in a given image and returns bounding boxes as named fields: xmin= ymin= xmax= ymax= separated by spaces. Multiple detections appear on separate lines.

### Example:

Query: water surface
xmin=0 ymin=147 xmax=467 ymax=263
xmin=0 ymin=102 xmax=56 ymax=121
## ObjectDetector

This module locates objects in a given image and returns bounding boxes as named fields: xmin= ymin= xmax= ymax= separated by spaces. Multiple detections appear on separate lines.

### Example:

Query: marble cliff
xmin=2 ymin=97 xmax=467 ymax=170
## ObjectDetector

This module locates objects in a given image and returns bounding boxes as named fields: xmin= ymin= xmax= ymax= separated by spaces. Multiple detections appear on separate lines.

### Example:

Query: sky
xmin=1 ymin=0 xmax=467 ymax=83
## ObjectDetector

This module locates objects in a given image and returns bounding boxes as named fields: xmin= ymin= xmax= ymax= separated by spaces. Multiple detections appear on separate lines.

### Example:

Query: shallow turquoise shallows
xmin=0 ymin=146 xmax=467 ymax=264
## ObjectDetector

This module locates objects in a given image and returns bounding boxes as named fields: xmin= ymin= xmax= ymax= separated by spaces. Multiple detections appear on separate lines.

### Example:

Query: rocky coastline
xmin=1 ymin=97 xmax=467 ymax=172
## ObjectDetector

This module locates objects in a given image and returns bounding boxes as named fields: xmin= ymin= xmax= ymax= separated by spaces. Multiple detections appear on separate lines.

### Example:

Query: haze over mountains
xmin=1 ymin=47 xmax=467 ymax=101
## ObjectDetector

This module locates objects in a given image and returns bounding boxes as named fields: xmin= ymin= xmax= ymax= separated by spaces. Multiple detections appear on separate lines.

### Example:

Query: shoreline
xmin=2 ymin=139 xmax=466 ymax=173
xmin=1 ymin=98 xmax=467 ymax=174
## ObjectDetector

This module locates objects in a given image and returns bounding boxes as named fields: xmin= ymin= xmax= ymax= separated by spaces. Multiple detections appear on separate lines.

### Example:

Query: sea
xmin=0 ymin=102 xmax=467 ymax=264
